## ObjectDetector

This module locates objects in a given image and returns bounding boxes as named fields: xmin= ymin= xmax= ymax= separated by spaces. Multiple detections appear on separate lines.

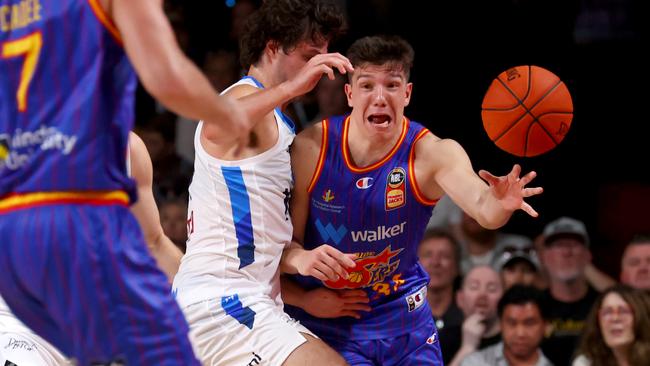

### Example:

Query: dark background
xmin=161 ymin=0 xmax=650 ymax=276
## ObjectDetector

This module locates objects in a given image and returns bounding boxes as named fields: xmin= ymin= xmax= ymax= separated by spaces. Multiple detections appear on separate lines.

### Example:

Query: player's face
xmin=345 ymin=64 xmax=412 ymax=137
xmin=541 ymin=238 xmax=590 ymax=282
xmin=620 ymin=244 xmax=650 ymax=290
xmin=277 ymin=40 xmax=328 ymax=83
xmin=599 ymin=292 xmax=635 ymax=350
xmin=418 ymin=237 xmax=458 ymax=290
xmin=501 ymin=303 xmax=546 ymax=360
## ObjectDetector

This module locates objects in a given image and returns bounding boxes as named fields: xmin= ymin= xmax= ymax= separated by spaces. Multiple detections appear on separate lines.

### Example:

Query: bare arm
xmin=280 ymin=123 xmax=355 ymax=280
xmin=584 ymin=263 xmax=617 ymax=292
xmin=110 ymin=0 xmax=249 ymax=144
xmin=416 ymin=135 xmax=542 ymax=229
xmin=128 ymin=132 xmax=183 ymax=282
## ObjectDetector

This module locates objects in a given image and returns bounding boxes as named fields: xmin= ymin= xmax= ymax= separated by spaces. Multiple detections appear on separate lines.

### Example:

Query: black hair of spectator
xmin=497 ymin=285 xmax=548 ymax=320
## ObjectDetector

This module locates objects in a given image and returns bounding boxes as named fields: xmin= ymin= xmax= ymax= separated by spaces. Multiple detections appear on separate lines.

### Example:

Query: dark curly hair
xmin=346 ymin=35 xmax=415 ymax=81
xmin=239 ymin=0 xmax=345 ymax=70
xmin=577 ymin=285 xmax=650 ymax=366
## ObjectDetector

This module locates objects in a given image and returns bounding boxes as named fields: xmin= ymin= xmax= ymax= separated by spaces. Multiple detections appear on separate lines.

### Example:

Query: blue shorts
xmin=324 ymin=317 xmax=444 ymax=366
xmin=0 ymin=203 xmax=199 ymax=365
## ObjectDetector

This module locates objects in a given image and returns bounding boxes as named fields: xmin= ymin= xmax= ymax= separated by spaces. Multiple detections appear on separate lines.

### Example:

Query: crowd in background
xmin=136 ymin=1 xmax=649 ymax=365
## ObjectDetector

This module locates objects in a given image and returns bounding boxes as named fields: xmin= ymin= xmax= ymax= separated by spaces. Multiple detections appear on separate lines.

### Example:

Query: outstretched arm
xmin=416 ymin=135 xmax=543 ymax=229
xmin=128 ymin=132 xmax=183 ymax=282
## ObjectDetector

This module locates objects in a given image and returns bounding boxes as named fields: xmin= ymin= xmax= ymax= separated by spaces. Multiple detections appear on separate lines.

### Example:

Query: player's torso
xmin=285 ymin=116 xmax=436 ymax=340
xmin=0 ymin=0 xmax=136 ymax=199
xmin=302 ymin=116 xmax=435 ymax=304
xmin=173 ymin=77 xmax=295 ymax=308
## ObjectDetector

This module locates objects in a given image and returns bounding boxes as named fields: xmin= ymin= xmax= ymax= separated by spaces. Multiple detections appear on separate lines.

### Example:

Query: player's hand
xmin=460 ymin=313 xmax=487 ymax=350
xmin=478 ymin=164 xmax=543 ymax=217
xmin=284 ymin=53 xmax=353 ymax=97
xmin=302 ymin=287 xmax=371 ymax=319
xmin=295 ymin=244 xmax=357 ymax=282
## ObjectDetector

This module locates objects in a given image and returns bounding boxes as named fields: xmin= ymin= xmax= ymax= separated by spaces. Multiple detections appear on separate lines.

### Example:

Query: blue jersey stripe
xmin=221 ymin=294 xmax=256 ymax=330
xmin=221 ymin=166 xmax=255 ymax=269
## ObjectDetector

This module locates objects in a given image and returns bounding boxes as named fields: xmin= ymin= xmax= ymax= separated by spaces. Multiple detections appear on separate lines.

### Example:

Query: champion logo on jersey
xmin=322 ymin=189 xmax=335 ymax=202
xmin=406 ymin=286 xmax=426 ymax=312
xmin=355 ymin=177 xmax=374 ymax=189
xmin=385 ymin=167 xmax=406 ymax=211
xmin=426 ymin=331 xmax=438 ymax=345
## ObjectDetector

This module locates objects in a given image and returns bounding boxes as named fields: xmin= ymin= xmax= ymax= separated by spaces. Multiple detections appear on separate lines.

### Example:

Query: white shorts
xmin=183 ymin=298 xmax=315 ymax=366
xmin=0 ymin=331 xmax=72 ymax=365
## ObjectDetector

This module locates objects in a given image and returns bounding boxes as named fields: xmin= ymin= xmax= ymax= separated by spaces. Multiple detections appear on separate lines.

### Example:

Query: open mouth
xmin=367 ymin=114 xmax=392 ymax=127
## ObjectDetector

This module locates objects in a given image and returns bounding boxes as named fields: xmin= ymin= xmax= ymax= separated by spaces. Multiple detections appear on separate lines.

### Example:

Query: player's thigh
xmin=185 ymin=299 xmax=334 ymax=365
xmin=283 ymin=333 xmax=348 ymax=366
xmin=0 ymin=332 xmax=72 ymax=366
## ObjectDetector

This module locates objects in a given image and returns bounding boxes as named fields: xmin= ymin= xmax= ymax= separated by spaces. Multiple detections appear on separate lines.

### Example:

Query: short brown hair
xmin=346 ymin=35 xmax=415 ymax=81
xmin=239 ymin=0 xmax=345 ymax=70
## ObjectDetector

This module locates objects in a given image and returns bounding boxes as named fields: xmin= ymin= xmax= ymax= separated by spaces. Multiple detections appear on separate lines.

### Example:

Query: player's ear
xmin=345 ymin=83 xmax=353 ymax=107
xmin=265 ymin=40 xmax=281 ymax=57
xmin=404 ymin=82 xmax=413 ymax=107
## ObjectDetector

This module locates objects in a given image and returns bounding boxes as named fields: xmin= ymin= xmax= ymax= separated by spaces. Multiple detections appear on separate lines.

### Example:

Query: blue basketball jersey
xmin=286 ymin=115 xmax=437 ymax=341
xmin=0 ymin=0 xmax=136 ymax=202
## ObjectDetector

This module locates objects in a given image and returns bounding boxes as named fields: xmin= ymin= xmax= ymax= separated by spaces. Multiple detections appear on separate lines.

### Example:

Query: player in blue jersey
xmin=0 ymin=0 xmax=338 ymax=364
xmin=281 ymin=35 xmax=544 ymax=365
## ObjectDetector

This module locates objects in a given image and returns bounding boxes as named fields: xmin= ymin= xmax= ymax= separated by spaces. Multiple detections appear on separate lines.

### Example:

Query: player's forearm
xmin=280 ymin=275 xmax=308 ymax=309
xmin=280 ymin=243 xmax=305 ymax=275
xmin=474 ymin=188 xmax=513 ymax=229
xmin=147 ymin=233 xmax=183 ymax=283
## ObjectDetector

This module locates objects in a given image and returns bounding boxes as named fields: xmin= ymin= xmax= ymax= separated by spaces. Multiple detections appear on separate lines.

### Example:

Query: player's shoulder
xmin=295 ymin=120 xmax=325 ymax=149
xmin=222 ymin=83 xmax=259 ymax=99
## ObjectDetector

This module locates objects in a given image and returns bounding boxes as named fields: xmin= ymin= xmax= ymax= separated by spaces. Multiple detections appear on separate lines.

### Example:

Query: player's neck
xmin=346 ymin=116 xmax=403 ymax=167
xmin=247 ymin=66 xmax=277 ymax=90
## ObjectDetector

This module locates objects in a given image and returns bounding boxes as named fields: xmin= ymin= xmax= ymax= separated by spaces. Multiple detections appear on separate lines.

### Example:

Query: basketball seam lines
xmin=486 ymin=66 xmax=533 ymax=111
xmin=492 ymin=77 xmax=564 ymax=152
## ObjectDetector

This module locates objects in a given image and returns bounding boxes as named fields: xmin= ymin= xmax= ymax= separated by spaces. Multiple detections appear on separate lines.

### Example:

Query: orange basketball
xmin=481 ymin=65 xmax=573 ymax=157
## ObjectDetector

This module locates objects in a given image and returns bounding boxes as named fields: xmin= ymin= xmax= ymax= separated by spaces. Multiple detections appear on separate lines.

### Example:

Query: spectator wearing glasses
xmin=573 ymin=285 xmax=650 ymax=366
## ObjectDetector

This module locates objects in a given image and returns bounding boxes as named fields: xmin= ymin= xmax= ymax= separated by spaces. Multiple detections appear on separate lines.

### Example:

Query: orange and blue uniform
xmin=286 ymin=115 xmax=444 ymax=365
xmin=0 ymin=1 xmax=198 ymax=364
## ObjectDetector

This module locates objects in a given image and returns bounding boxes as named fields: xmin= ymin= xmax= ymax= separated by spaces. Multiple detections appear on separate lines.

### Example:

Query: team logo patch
xmin=356 ymin=177 xmax=374 ymax=189
xmin=322 ymin=189 xmax=335 ymax=202
xmin=406 ymin=286 xmax=427 ymax=312
xmin=426 ymin=331 xmax=438 ymax=345
xmin=315 ymin=219 xmax=347 ymax=244
xmin=385 ymin=167 xmax=406 ymax=210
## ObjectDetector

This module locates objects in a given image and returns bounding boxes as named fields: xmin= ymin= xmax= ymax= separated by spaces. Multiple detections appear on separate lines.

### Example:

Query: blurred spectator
xmin=427 ymin=194 xmax=463 ymax=230
xmin=495 ymin=236 xmax=542 ymax=290
xmin=455 ymin=212 xmax=532 ymax=275
xmin=449 ymin=266 xmax=504 ymax=366
xmin=309 ymin=73 xmax=350 ymax=125
xmin=461 ymin=285 xmax=552 ymax=366
xmin=418 ymin=228 xmax=463 ymax=365
xmin=159 ymin=198 xmax=189 ymax=253
xmin=620 ymin=235 xmax=650 ymax=290
xmin=573 ymin=285 xmax=650 ymax=366
xmin=540 ymin=216 xmax=599 ymax=366
xmin=135 ymin=112 xmax=193 ymax=202
xmin=229 ymin=0 xmax=259 ymax=49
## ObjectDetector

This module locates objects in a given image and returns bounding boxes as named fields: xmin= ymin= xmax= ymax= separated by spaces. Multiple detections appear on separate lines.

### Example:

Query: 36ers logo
xmin=324 ymin=246 xmax=403 ymax=289
xmin=385 ymin=167 xmax=406 ymax=210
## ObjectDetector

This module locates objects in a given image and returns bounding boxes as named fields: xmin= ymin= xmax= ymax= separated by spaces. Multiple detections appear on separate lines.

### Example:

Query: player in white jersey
xmin=171 ymin=0 xmax=356 ymax=364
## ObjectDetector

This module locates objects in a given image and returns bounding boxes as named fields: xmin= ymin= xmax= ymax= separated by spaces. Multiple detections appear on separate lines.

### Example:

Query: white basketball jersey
xmin=173 ymin=77 xmax=295 ymax=310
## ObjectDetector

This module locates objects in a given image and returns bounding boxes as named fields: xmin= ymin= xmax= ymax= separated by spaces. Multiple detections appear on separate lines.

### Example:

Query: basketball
xmin=481 ymin=65 xmax=573 ymax=157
